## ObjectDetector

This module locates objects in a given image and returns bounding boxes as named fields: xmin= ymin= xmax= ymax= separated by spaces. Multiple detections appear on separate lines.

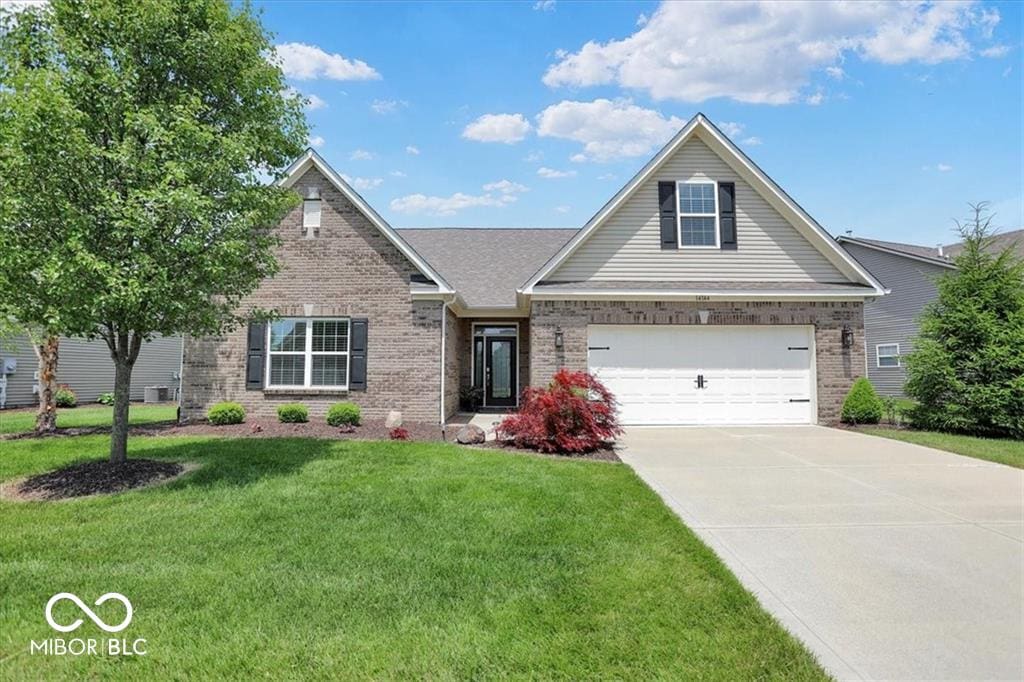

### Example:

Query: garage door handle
xmin=787 ymin=346 xmax=809 ymax=351
xmin=789 ymin=398 xmax=810 ymax=403
xmin=588 ymin=346 xmax=610 ymax=351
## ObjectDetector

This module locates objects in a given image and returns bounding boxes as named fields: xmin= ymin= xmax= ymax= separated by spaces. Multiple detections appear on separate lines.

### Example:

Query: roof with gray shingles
xmin=841 ymin=237 xmax=949 ymax=262
xmin=532 ymin=280 xmax=876 ymax=292
xmin=945 ymin=228 xmax=1024 ymax=259
xmin=397 ymin=228 xmax=577 ymax=307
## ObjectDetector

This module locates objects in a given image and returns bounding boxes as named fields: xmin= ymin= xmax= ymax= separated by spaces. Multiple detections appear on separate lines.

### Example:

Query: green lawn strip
xmin=858 ymin=427 xmax=1024 ymax=469
xmin=0 ymin=436 xmax=827 ymax=680
xmin=0 ymin=404 xmax=177 ymax=435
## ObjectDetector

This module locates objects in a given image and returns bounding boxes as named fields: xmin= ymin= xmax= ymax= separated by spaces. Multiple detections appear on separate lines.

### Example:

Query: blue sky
xmin=261 ymin=0 xmax=1022 ymax=246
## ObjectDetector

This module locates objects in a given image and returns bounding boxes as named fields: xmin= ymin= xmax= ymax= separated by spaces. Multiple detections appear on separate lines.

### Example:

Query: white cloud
xmin=305 ymin=94 xmax=328 ymax=110
xmin=462 ymin=113 xmax=533 ymax=144
xmin=308 ymin=135 xmax=325 ymax=148
xmin=937 ymin=163 xmax=953 ymax=172
xmin=536 ymin=98 xmax=684 ymax=161
xmin=742 ymin=136 xmax=763 ymax=146
xmin=718 ymin=121 xmax=745 ymax=138
xmin=274 ymin=42 xmax=380 ymax=81
xmin=555 ymin=205 xmax=571 ymax=213
xmin=390 ymin=181 xmax=524 ymax=217
xmin=533 ymin=0 xmax=556 ymax=11
xmin=543 ymin=1 xmax=1000 ymax=104
xmin=405 ymin=145 xmax=421 ymax=155
xmin=1003 ymin=66 xmax=1013 ymax=78
xmin=524 ymin=150 xmax=545 ymax=163
xmin=597 ymin=173 xmax=617 ymax=180
xmin=482 ymin=179 xmax=529 ymax=194
xmin=825 ymin=66 xmax=846 ymax=80
xmin=806 ymin=90 xmax=826 ymax=106
xmin=980 ymin=44 xmax=1010 ymax=58
xmin=350 ymin=149 xmax=374 ymax=161
xmin=636 ymin=12 xmax=649 ymax=27
xmin=537 ymin=167 xmax=577 ymax=179
xmin=371 ymin=98 xmax=407 ymax=114
xmin=390 ymin=170 xmax=407 ymax=178
xmin=342 ymin=175 xmax=383 ymax=191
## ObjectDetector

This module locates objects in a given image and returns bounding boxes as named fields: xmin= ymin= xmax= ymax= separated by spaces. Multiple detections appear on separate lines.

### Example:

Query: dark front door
xmin=485 ymin=337 xmax=517 ymax=407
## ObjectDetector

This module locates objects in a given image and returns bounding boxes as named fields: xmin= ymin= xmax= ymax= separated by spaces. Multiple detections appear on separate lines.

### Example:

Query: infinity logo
xmin=45 ymin=593 xmax=133 ymax=633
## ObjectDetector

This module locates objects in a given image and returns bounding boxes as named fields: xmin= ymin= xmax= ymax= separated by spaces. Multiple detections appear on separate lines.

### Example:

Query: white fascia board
xmin=277 ymin=150 xmax=455 ymax=294
xmin=529 ymin=288 xmax=879 ymax=302
xmin=836 ymin=236 xmax=957 ymax=269
xmin=521 ymin=114 xmax=887 ymax=297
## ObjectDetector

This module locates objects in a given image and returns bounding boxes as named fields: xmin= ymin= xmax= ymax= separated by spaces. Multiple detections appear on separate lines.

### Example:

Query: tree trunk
xmin=110 ymin=356 xmax=133 ymax=463
xmin=34 ymin=334 xmax=59 ymax=434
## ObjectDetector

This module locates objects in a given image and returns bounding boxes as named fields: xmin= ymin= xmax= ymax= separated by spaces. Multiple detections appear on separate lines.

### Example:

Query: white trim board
xmin=277 ymin=149 xmax=454 ymax=294
xmin=520 ymin=114 xmax=886 ymax=297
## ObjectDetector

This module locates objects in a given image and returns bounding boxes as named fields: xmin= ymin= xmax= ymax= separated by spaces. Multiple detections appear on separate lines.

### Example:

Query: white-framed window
xmin=302 ymin=199 xmax=321 ymax=238
xmin=677 ymin=180 xmax=719 ymax=248
xmin=266 ymin=318 xmax=350 ymax=389
xmin=876 ymin=343 xmax=900 ymax=368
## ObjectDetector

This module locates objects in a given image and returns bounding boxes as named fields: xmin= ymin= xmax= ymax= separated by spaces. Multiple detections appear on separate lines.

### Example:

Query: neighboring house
xmin=181 ymin=114 xmax=885 ymax=427
xmin=946 ymin=227 xmax=1023 ymax=259
xmin=0 ymin=335 xmax=183 ymax=409
xmin=837 ymin=238 xmax=955 ymax=396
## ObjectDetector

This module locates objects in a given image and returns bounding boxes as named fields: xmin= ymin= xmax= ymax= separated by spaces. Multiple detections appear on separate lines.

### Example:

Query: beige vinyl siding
xmin=550 ymin=137 xmax=849 ymax=283
xmin=0 ymin=335 xmax=182 ymax=409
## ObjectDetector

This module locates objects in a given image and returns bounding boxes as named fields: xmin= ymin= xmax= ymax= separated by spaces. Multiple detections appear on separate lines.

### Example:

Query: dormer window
xmin=302 ymin=187 xmax=321 ymax=238
xmin=678 ymin=180 xmax=719 ymax=248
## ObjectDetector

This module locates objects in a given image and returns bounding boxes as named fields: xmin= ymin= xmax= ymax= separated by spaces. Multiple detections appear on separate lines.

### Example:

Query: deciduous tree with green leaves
xmin=905 ymin=203 xmax=1024 ymax=438
xmin=0 ymin=0 xmax=307 ymax=461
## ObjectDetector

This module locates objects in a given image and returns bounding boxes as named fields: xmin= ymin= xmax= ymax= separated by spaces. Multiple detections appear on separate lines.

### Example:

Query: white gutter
xmin=438 ymin=296 xmax=455 ymax=426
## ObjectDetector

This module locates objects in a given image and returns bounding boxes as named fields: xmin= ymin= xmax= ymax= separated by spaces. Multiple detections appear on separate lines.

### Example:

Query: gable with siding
xmin=549 ymin=136 xmax=850 ymax=284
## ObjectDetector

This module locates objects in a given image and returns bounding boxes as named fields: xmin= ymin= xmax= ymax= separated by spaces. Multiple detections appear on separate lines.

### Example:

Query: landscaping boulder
xmin=385 ymin=410 xmax=403 ymax=428
xmin=456 ymin=424 xmax=486 ymax=445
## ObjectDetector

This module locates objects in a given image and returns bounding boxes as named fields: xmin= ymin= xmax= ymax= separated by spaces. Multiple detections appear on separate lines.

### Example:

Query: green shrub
xmin=207 ymin=401 xmax=245 ymax=425
xmin=326 ymin=402 xmax=361 ymax=427
xmin=277 ymin=403 xmax=308 ymax=423
xmin=54 ymin=384 xmax=77 ymax=408
xmin=842 ymin=378 xmax=883 ymax=424
xmin=97 ymin=392 xmax=115 ymax=406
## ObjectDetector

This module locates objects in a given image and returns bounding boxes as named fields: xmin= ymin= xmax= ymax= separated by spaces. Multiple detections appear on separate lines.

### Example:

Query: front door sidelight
xmin=485 ymin=337 xmax=517 ymax=408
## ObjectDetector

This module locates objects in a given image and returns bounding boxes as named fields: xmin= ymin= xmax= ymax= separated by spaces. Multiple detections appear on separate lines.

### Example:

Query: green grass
xmin=0 ymin=435 xmax=826 ymax=680
xmin=0 ymin=404 xmax=177 ymax=434
xmin=860 ymin=427 xmax=1024 ymax=469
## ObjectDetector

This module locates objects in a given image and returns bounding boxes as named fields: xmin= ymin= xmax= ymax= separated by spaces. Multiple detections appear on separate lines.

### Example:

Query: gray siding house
xmin=838 ymin=237 xmax=955 ymax=396
xmin=0 ymin=335 xmax=182 ymax=409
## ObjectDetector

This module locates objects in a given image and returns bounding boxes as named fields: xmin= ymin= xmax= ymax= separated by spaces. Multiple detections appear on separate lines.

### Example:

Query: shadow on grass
xmin=135 ymin=437 xmax=343 ymax=491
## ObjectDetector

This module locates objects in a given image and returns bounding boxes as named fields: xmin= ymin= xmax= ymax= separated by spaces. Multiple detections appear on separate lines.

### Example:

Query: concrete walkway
xmin=619 ymin=426 xmax=1023 ymax=681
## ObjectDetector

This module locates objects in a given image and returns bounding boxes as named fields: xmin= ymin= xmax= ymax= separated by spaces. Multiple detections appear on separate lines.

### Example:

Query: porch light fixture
xmin=841 ymin=325 xmax=854 ymax=349
xmin=554 ymin=327 xmax=564 ymax=349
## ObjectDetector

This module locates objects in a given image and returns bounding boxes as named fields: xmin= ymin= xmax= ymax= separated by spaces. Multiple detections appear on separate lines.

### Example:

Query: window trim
xmin=677 ymin=179 xmax=720 ymax=249
xmin=265 ymin=317 xmax=351 ymax=390
xmin=876 ymin=343 xmax=900 ymax=368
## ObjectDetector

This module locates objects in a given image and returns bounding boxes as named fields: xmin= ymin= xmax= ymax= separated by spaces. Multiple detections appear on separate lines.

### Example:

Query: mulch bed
xmin=477 ymin=440 xmax=621 ymax=462
xmin=12 ymin=459 xmax=185 ymax=501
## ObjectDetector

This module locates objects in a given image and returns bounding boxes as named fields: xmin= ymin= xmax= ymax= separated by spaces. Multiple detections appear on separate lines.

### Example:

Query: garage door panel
xmin=588 ymin=325 xmax=814 ymax=426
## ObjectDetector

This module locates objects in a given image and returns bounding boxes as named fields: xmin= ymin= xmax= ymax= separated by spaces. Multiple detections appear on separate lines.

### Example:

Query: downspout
xmin=439 ymin=297 xmax=451 ymax=427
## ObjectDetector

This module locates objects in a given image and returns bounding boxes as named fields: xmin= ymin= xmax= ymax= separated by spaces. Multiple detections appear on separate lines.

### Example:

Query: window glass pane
xmin=878 ymin=356 xmax=899 ymax=367
xmin=270 ymin=320 xmax=306 ymax=352
xmin=878 ymin=344 xmax=898 ymax=356
xmin=475 ymin=325 xmax=516 ymax=337
xmin=303 ymin=199 xmax=321 ymax=228
xmin=270 ymin=355 xmax=305 ymax=385
xmin=473 ymin=338 xmax=484 ymax=388
xmin=490 ymin=340 xmax=512 ymax=399
xmin=313 ymin=319 xmax=349 ymax=352
xmin=681 ymin=216 xmax=717 ymax=246
xmin=311 ymin=355 xmax=347 ymax=386
xmin=679 ymin=183 xmax=715 ymax=214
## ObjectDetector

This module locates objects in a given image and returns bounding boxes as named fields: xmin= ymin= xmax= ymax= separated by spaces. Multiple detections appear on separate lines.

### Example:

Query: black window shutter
xmin=246 ymin=322 xmax=267 ymax=390
xmin=658 ymin=181 xmax=677 ymax=250
xmin=350 ymin=318 xmax=368 ymax=391
xmin=719 ymin=182 xmax=737 ymax=250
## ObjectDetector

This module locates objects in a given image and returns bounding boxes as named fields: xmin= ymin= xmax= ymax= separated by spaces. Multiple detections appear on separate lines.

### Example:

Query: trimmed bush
xmin=97 ymin=392 xmax=115 ymax=406
xmin=496 ymin=369 xmax=622 ymax=454
xmin=389 ymin=427 xmax=410 ymax=441
xmin=54 ymin=384 xmax=77 ymax=408
xmin=326 ymin=402 xmax=361 ymax=427
xmin=207 ymin=401 xmax=245 ymax=425
xmin=841 ymin=378 xmax=883 ymax=425
xmin=277 ymin=403 xmax=309 ymax=423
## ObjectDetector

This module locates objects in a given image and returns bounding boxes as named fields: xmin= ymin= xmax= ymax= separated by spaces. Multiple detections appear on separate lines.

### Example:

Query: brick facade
xmin=181 ymin=166 xmax=445 ymax=423
xmin=528 ymin=299 xmax=865 ymax=424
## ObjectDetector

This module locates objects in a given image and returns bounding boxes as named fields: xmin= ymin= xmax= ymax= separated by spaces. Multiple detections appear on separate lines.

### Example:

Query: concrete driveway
xmin=620 ymin=426 xmax=1023 ymax=681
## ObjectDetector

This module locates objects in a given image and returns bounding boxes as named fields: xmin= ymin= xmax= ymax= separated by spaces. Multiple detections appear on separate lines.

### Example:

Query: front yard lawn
xmin=858 ymin=427 xmax=1024 ymax=469
xmin=0 ymin=403 xmax=177 ymax=435
xmin=0 ymin=435 xmax=826 ymax=680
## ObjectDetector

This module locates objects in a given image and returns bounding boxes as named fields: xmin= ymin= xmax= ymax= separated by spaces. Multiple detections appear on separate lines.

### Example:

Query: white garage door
xmin=588 ymin=325 xmax=815 ymax=425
